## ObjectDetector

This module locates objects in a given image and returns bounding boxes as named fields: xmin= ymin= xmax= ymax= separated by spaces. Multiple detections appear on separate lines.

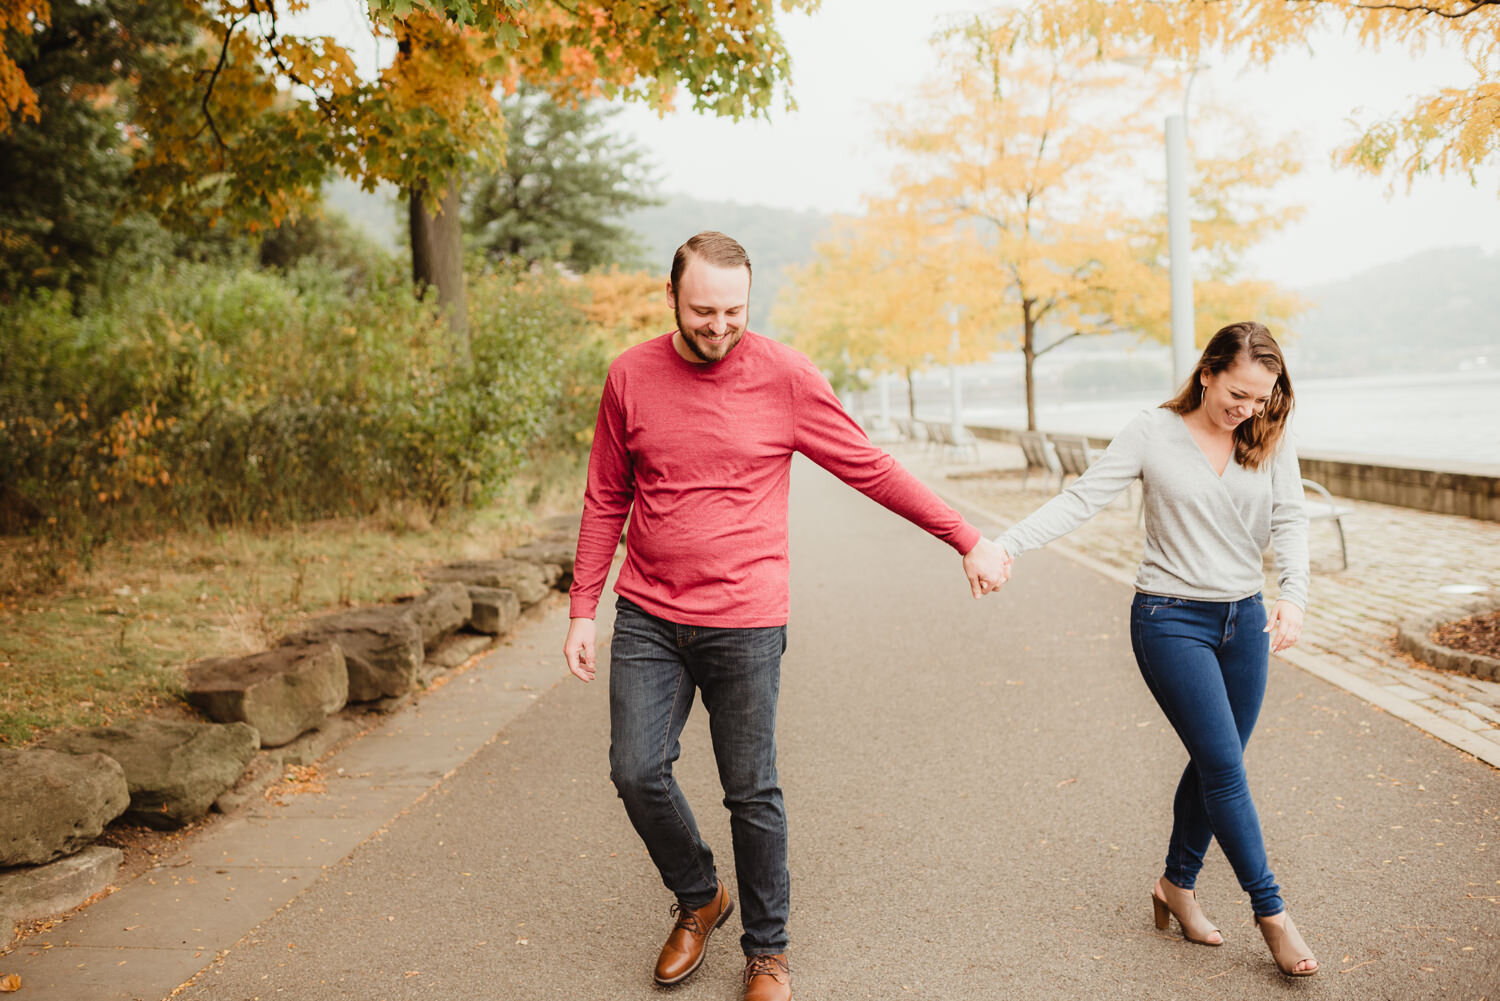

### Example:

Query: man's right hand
xmin=963 ymin=537 xmax=1013 ymax=598
xmin=564 ymin=617 xmax=598 ymax=682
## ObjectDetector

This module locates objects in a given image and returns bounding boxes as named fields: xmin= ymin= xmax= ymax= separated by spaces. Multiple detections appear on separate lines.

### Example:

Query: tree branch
xmin=1347 ymin=0 xmax=1494 ymax=18
xmin=1034 ymin=329 xmax=1088 ymax=359
xmin=249 ymin=0 xmax=339 ymax=121
xmin=191 ymin=14 xmax=246 ymax=157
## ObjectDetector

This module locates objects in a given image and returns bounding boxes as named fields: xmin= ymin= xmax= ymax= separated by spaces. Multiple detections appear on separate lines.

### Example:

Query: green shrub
xmin=0 ymin=258 xmax=607 ymax=564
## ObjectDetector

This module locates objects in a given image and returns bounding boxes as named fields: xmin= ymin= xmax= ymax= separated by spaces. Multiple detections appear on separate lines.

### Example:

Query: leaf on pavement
xmin=0 ymin=973 xmax=20 ymax=992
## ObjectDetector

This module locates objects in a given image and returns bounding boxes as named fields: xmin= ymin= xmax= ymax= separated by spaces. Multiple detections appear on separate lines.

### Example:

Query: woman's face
xmin=1199 ymin=355 xmax=1278 ymax=433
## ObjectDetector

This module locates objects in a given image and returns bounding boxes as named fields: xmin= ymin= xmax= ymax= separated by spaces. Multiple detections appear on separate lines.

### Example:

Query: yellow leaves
xmin=1027 ymin=0 xmax=1500 ymax=184
xmin=579 ymin=269 xmax=665 ymax=353
xmin=0 ymin=972 xmax=19 ymax=992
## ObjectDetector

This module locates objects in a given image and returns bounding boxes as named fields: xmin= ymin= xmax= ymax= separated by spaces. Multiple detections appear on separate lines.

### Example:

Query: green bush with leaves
xmin=0 ymin=258 xmax=608 ymax=549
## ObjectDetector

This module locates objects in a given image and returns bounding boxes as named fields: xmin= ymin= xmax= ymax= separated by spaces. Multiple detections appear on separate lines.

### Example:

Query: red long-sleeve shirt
xmin=569 ymin=332 xmax=981 ymax=627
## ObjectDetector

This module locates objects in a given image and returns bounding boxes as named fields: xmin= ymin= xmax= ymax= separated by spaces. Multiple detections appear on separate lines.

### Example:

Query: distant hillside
xmin=1289 ymin=246 xmax=1499 ymax=377
xmin=622 ymin=195 xmax=836 ymax=337
xmin=320 ymin=184 xmax=836 ymax=340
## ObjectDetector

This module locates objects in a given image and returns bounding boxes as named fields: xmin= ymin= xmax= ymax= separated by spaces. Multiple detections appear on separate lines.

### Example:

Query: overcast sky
xmin=610 ymin=0 xmax=1500 ymax=289
xmin=305 ymin=0 xmax=1499 ymax=289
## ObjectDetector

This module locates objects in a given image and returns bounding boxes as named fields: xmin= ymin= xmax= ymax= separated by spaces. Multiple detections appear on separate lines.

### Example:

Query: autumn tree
xmin=1027 ymin=0 xmax=1500 ymax=188
xmin=876 ymin=13 xmax=1301 ymax=429
xmin=468 ymin=84 xmax=658 ymax=273
xmin=2 ymin=0 xmax=816 ymax=359
xmin=0 ymin=0 xmax=192 ymax=300
xmin=775 ymin=201 xmax=992 ymax=407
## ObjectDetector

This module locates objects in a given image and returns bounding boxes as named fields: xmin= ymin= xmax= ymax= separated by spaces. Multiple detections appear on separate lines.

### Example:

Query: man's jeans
xmin=608 ymin=597 xmax=790 ymax=956
xmin=1129 ymin=592 xmax=1285 ymax=918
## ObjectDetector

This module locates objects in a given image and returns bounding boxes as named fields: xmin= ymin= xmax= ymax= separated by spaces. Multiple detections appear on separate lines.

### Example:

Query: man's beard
xmin=675 ymin=304 xmax=745 ymax=363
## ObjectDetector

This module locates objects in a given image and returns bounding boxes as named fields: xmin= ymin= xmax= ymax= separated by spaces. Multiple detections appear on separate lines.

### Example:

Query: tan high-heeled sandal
xmin=1257 ymin=912 xmax=1318 ymax=977
xmin=1150 ymin=877 xmax=1223 ymax=946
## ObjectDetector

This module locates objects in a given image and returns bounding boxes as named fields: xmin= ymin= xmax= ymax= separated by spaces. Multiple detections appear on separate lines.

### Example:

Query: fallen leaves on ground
xmin=1433 ymin=609 xmax=1500 ymax=660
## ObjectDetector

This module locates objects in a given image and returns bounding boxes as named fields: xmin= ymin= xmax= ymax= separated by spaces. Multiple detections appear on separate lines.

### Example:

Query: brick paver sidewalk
xmin=897 ymin=435 xmax=1500 ymax=769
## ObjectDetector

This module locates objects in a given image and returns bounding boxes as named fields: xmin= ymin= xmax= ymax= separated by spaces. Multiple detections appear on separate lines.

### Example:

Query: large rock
xmin=280 ymin=606 xmax=424 ymax=702
xmin=421 ymin=559 xmax=552 ymax=606
xmin=184 ymin=644 xmax=348 ymax=748
xmin=424 ymin=633 xmax=493 ymax=671
xmin=0 ymin=748 xmax=130 ymax=866
xmin=466 ymin=586 xmax=520 ymax=636
xmin=506 ymin=538 xmax=576 ymax=582
xmin=398 ymin=582 xmax=473 ymax=648
xmin=0 ymin=845 xmax=122 ymax=924
xmin=38 ymin=720 xmax=259 ymax=829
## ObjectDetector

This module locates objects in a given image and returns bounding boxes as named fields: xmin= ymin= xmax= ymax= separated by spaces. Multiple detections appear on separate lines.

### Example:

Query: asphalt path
xmin=176 ymin=459 xmax=1498 ymax=1000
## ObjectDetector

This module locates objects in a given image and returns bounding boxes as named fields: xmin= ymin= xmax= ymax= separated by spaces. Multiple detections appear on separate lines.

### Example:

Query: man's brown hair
xmin=670 ymin=231 xmax=753 ymax=291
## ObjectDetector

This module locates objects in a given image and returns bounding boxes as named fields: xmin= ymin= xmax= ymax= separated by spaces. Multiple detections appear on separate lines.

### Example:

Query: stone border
xmin=2 ymin=519 xmax=581 ymax=947
xmin=1396 ymin=597 xmax=1500 ymax=681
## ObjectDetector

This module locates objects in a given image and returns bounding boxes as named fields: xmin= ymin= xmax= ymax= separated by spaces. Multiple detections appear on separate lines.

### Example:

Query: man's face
xmin=667 ymin=258 xmax=751 ymax=364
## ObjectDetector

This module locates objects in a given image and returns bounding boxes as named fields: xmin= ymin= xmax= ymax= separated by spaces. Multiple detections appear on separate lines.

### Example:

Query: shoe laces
xmin=744 ymin=954 xmax=789 ymax=983
xmin=669 ymin=902 xmax=707 ymax=936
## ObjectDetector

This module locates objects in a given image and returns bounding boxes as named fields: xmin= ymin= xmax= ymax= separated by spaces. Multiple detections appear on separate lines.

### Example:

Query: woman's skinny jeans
xmin=1130 ymin=592 xmax=1285 ymax=918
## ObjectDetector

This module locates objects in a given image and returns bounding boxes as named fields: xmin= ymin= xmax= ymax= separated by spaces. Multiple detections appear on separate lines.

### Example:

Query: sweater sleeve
xmin=996 ymin=414 xmax=1147 ymax=558
xmin=569 ymin=371 xmax=634 ymax=619
xmin=1269 ymin=436 xmax=1311 ymax=610
xmin=790 ymin=363 xmax=981 ymax=555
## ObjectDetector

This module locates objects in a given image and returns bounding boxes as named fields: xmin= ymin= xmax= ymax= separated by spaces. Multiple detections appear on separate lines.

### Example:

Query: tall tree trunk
xmin=906 ymin=366 xmax=917 ymax=420
xmin=409 ymin=177 xmax=470 ymax=367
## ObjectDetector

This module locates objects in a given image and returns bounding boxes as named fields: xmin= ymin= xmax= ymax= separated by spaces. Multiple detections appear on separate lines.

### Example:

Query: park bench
xmin=922 ymin=420 xmax=981 ymax=462
xmin=1041 ymin=430 xmax=1137 ymax=513
xmin=1302 ymin=477 xmax=1352 ymax=570
xmin=1047 ymin=433 xmax=1103 ymax=492
xmin=1016 ymin=429 xmax=1061 ymax=491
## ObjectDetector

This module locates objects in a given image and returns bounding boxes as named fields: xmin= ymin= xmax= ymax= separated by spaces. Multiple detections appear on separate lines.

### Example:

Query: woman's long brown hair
xmin=1162 ymin=321 xmax=1295 ymax=471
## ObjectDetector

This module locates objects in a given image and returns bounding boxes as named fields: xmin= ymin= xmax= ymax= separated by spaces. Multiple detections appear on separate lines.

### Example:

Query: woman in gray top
xmin=995 ymin=321 xmax=1317 ymax=977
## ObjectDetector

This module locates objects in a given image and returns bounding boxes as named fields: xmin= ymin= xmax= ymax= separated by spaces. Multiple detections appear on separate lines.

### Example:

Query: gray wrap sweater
xmin=996 ymin=408 xmax=1311 ymax=609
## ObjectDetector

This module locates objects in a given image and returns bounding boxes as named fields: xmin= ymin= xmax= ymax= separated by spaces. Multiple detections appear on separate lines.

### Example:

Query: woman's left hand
xmin=1265 ymin=599 xmax=1304 ymax=653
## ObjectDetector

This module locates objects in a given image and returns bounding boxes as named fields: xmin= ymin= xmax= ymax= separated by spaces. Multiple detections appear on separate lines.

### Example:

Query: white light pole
xmin=1165 ymin=112 xmax=1195 ymax=388
xmin=947 ymin=304 xmax=964 ymax=433
xmin=1115 ymin=58 xmax=1207 ymax=389
xmin=1165 ymin=65 xmax=1208 ymax=388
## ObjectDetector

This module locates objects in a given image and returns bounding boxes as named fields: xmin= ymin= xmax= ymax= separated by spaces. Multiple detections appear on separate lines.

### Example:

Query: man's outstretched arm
xmin=791 ymin=362 xmax=1002 ymax=594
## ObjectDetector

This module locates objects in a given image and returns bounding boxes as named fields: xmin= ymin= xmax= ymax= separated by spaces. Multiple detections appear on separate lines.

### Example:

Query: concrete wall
xmin=965 ymin=424 xmax=1500 ymax=522
xmin=1298 ymin=453 xmax=1500 ymax=522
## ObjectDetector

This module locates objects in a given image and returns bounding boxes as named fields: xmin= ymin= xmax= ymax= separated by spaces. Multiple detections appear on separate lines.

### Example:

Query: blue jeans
xmin=1129 ymin=592 xmax=1285 ymax=918
xmin=608 ymin=597 xmax=790 ymax=956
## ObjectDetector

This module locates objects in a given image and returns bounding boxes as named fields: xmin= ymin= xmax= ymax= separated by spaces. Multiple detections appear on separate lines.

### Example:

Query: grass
xmin=0 ymin=453 xmax=587 ymax=746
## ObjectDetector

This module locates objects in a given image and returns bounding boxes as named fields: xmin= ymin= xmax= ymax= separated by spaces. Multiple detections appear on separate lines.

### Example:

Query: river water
xmin=909 ymin=369 xmax=1500 ymax=468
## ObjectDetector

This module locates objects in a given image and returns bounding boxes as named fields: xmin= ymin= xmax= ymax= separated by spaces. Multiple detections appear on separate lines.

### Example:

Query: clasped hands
xmin=963 ymin=537 xmax=1013 ymax=599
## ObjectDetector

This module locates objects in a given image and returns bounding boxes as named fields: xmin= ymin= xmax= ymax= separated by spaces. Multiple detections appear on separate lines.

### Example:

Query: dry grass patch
xmin=0 ymin=462 xmax=585 ymax=746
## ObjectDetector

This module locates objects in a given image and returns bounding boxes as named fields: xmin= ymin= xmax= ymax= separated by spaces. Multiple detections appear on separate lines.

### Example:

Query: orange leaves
xmin=0 ymin=0 xmax=49 ymax=130
xmin=0 ymin=972 xmax=19 ymax=992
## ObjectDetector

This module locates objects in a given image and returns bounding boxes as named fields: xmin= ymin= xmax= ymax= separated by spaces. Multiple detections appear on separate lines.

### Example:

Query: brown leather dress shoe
xmin=743 ymin=953 xmax=791 ymax=1001
xmin=652 ymin=880 xmax=734 ymax=985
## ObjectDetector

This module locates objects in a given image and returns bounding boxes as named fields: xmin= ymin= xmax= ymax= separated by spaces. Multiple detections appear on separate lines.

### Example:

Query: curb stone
xmin=1396 ymin=597 xmax=1500 ymax=681
xmin=0 ymin=846 xmax=123 ymax=926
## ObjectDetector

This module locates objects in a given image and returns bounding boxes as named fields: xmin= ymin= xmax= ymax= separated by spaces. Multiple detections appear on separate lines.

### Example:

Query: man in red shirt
xmin=563 ymin=231 xmax=1010 ymax=1001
